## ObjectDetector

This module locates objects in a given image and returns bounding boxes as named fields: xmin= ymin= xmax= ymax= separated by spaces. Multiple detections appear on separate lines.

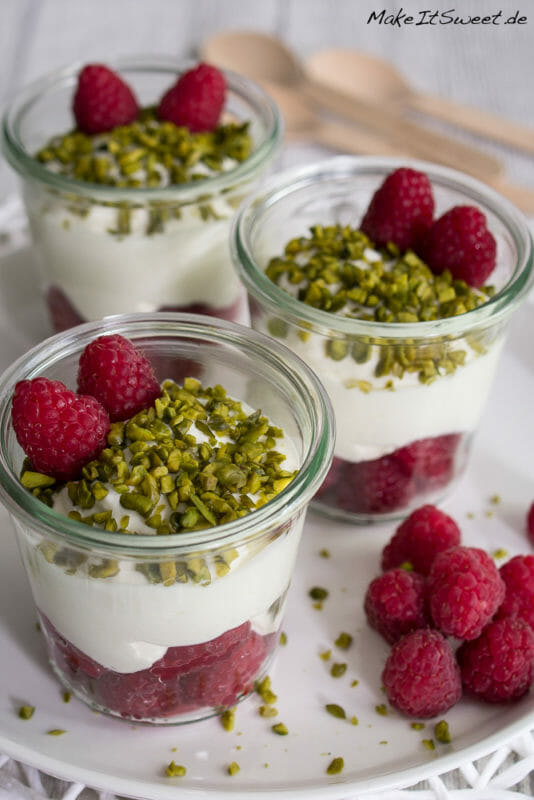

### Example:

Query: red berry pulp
xmin=41 ymin=614 xmax=275 ymax=721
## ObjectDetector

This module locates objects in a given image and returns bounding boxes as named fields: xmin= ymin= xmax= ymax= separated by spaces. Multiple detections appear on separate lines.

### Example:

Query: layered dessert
xmin=244 ymin=165 xmax=510 ymax=519
xmin=4 ymin=60 xmax=280 ymax=331
xmin=11 ymin=333 xmax=301 ymax=722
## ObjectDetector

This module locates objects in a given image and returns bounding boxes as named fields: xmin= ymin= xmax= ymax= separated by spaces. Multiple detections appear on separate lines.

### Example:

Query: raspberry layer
xmin=315 ymin=433 xmax=463 ymax=517
xmin=47 ymin=286 xmax=248 ymax=333
xmin=41 ymin=614 xmax=275 ymax=722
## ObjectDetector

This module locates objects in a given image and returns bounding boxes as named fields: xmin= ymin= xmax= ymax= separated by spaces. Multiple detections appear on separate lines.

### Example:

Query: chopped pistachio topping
xmin=279 ymin=631 xmax=288 ymax=645
xmin=326 ymin=757 xmax=344 ymax=775
xmin=227 ymin=761 xmax=240 ymax=776
xmin=47 ymin=729 xmax=66 ymax=736
xmin=422 ymin=739 xmax=435 ymax=751
xmin=492 ymin=548 xmax=508 ymax=560
xmin=264 ymin=224 xmax=495 ymax=382
xmin=375 ymin=703 xmax=388 ymax=716
xmin=434 ymin=720 xmax=451 ymax=743
xmin=411 ymin=722 xmax=425 ymax=731
xmin=319 ymin=548 xmax=331 ymax=558
xmin=259 ymin=705 xmax=278 ymax=718
xmin=266 ymin=225 xmax=493 ymax=323
xmin=18 ymin=705 xmax=35 ymax=720
xmin=36 ymin=110 xmax=252 ymax=190
xmin=165 ymin=761 xmax=187 ymax=778
xmin=30 ymin=379 xmax=297 ymax=585
xmin=325 ymin=703 xmax=346 ymax=719
xmin=62 ymin=691 xmax=72 ymax=703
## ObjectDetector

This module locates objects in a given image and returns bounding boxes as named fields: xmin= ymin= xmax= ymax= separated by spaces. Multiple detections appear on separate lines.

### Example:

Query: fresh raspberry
xmin=396 ymin=434 xmax=461 ymax=490
xmin=157 ymin=63 xmax=226 ymax=132
xmin=360 ymin=167 xmax=434 ymax=251
xmin=417 ymin=205 xmax=496 ymax=288
xmin=364 ymin=568 xmax=430 ymax=644
xmin=338 ymin=453 xmax=415 ymax=515
xmin=527 ymin=502 xmax=534 ymax=545
xmin=457 ymin=618 xmax=534 ymax=703
xmin=11 ymin=377 xmax=110 ymax=481
xmin=427 ymin=546 xmax=505 ymax=640
xmin=496 ymin=555 xmax=534 ymax=630
xmin=381 ymin=504 xmax=461 ymax=575
xmin=77 ymin=334 xmax=161 ymax=422
xmin=382 ymin=629 xmax=462 ymax=718
xmin=72 ymin=64 xmax=139 ymax=135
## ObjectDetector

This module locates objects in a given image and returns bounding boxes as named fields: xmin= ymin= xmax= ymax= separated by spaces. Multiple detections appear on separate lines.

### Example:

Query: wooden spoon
xmin=200 ymin=31 xmax=502 ymax=181
xmin=306 ymin=48 xmax=534 ymax=156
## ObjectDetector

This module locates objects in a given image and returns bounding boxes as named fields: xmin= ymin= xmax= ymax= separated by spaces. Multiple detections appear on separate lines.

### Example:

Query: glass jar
xmin=1 ymin=58 xmax=283 ymax=332
xmin=0 ymin=313 xmax=333 ymax=724
xmin=231 ymin=156 xmax=534 ymax=523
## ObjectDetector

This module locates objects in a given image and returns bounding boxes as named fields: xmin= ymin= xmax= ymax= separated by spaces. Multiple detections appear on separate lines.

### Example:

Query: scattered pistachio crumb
xmin=490 ymin=494 xmax=501 ymax=505
xmin=351 ymin=716 xmax=359 ymax=726
xmin=319 ymin=548 xmax=330 ymax=558
xmin=259 ymin=705 xmax=278 ymax=718
xmin=227 ymin=761 xmax=240 ymax=776
xmin=485 ymin=510 xmax=494 ymax=518
xmin=236 ymin=745 xmax=242 ymax=750
xmin=410 ymin=722 xmax=425 ymax=731
xmin=255 ymin=676 xmax=277 ymax=705
xmin=62 ymin=691 xmax=72 ymax=703
xmin=379 ymin=740 xmax=388 ymax=745
xmin=334 ymin=632 xmax=353 ymax=650
xmin=467 ymin=511 xmax=475 ymax=519
xmin=264 ymin=763 xmax=269 ymax=768
xmin=326 ymin=757 xmax=344 ymax=775
xmin=351 ymin=679 xmax=359 ymax=687
xmin=320 ymin=649 xmax=331 ymax=661
xmin=18 ymin=705 xmax=35 ymax=720
xmin=272 ymin=722 xmax=288 ymax=736
xmin=400 ymin=561 xmax=414 ymax=571
xmin=171 ymin=747 xmax=177 ymax=752
xmin=434 ymin=720 xmax=451 ymax=743
xmin=313 ymin=601 xmax=324 ymax=610
xmin=330 ymin=662 xmax=347 ymax=678
xmin=422 ymin=739 xmax=435 ymax=751
xmin=165 ymin=761 xmax=186 ymax=778
xmin=492 ymin=548 xmax=508 ymax=560
xmin=47 ymin=729 xmax=66 ymax=736
xmin=279 ymin=631 xmax=288 ymax=645
xmin=309 ymin=586 xmax=329 ymax=602
xmin=375 ymin=704 xmax=388 ymax=716
xmin=325 ymin=703 xmax=346 ymax=719
xmin=221 ymin=708 xmax=235 ymax=731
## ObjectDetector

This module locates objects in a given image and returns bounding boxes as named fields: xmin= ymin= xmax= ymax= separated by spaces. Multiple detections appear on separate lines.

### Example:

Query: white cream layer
xmin=27 ymin=197 xmax=246 ymax=322
xmin=257 ymin=323 xmax=504 ymax=463
xmin=19 ymin=515 xmax=303 ymax=673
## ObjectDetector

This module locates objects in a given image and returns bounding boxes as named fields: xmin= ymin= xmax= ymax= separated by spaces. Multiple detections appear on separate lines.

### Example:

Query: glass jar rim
xmin=1 ymin=55 xmax=284 ymax=203
xmin=0 ymin=313 xmax=334 ymax=556
xmin=231 ymin=155 xmax=534 ymax=341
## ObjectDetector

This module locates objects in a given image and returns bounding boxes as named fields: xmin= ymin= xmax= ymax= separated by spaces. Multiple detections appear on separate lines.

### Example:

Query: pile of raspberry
xmin=364 ymin=504 xmax=534 ymax=718
xmin=360 ymin=165 xmax=497 ymax=288
xmin=72 ymin=60 xmax=226 ymax=135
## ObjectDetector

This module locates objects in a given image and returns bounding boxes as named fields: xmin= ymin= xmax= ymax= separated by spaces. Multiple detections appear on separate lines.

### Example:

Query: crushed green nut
xmin=279 ymin=631 xmax=288 ymax=645
xmin=334 ymin=632 xmax=353 ymax=650
xmin=255 ymin=676 xmax=278 ymax=705
xmin=410 ymin=722 xmax=425 ymax=731
xmin=220 ymin=708 xmax=235 ymax=731
xmin=422 ymin=739 xmax=435 ymax=751
xmin=18 ymin=705 xmax=35 ymax=720
xmin=227 ymin=761 xmax=240 ymax=776
xmin=330 ymin=662 xmax=347 ymax=678
xmin=326 ymin=757 xmax=344 ymax=775
xmin=309 ymin=586 xmax=329 ymax=601
xmin=375 ymin=704 xmax=388 ymax=716
xmin=47 ymin=729 xmax=66 ymax=736
xmin=271 ymin=722 xmax=288 ymax=736
xmin=165 ymin=761 xmax=186 ymax=778
xmin=434 ymin=720 xmax=451 ymax=744
xmin=325 ymin=703 xmax=346 ymax=719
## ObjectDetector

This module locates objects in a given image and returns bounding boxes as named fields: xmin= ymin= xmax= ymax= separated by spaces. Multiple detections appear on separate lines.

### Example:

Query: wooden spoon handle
xmin=487 ymin=178 xmax=534 ymax=217
xmin=295 ymin=119 xmax=402 ymax=157
xmin=302 ymin=79 xmax=503 ymax=182
xmin=410 ymin=92 xmax=534 ymax=157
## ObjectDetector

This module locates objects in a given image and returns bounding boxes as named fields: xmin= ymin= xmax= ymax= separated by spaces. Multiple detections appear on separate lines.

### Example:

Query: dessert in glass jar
xmin=1 ymin=59 xmax=282 ymax=332
xmin=231 ymin=156 xmax=534 ymax=523
xmin=0 ymin=313 xmax=333 ymax=723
